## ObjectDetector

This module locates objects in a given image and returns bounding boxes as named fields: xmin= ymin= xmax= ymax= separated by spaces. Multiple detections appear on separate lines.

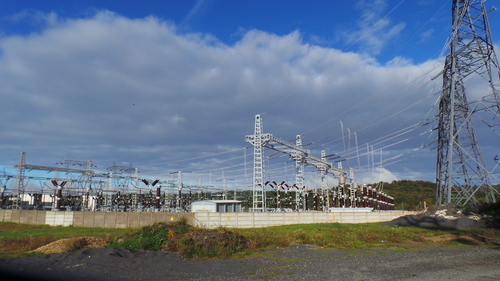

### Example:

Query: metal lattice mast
xmin=246 ymin=115 xmax=268 ymax=211
xmin=246 ymin=114 xmax=348 ymax=211
xmin=13 ymin=152 xmax=27 ymax=209
xmin=436 ymin=0 xmax=500 ymax=206
xmin=320 ymin=150 xmax=329 ymax=210
xmin=15 ymin=152 xmax=26 ymax=196
xmin=294 ymin=135 xmax=305 ymax=210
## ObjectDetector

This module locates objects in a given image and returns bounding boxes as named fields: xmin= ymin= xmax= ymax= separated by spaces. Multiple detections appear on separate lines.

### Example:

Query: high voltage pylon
xmin=436 ymin=0 xmax=500 ymax=207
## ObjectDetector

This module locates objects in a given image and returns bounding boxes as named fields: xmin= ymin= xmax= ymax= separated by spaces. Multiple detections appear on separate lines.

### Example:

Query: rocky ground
xmin=382 ymin=203 xmax=500 ymax=229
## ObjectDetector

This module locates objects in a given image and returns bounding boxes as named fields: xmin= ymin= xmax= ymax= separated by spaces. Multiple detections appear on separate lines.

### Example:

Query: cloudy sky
xmin=1 ymin=0 xmax=499 ymax=190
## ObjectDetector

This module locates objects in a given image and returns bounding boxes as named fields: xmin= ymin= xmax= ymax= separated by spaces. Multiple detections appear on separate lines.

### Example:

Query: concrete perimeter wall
xmin=0 ymin=209 xmax=193 ymax=228
xmin=0 ymin=209 xmax=415 ymax=229
xmin=192 ymin=210 xmax=414 ymax=228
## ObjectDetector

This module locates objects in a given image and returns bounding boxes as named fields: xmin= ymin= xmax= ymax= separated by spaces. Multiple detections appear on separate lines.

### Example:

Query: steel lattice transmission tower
xmin=436 ymin=0 xmax=500 ymax=207
xmin=247 ymin=115 xmax=267 ymax=211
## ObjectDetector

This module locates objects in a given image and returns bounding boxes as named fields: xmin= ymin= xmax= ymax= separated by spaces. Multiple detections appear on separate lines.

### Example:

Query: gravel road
xmin=1 ymin=245 xmax=499 ymax=280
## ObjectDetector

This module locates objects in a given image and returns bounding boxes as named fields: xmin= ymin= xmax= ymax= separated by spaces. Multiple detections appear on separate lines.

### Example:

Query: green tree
xmin=369 ymin=180 xmax=435 ymax=210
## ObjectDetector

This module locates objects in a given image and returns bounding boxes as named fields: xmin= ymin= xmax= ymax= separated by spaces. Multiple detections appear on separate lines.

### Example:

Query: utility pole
xmin=436 ymin=0 xmax=500 ymax=207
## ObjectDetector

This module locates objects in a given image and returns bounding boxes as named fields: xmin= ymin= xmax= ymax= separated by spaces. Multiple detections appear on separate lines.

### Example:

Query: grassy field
xmin=0 ymin=222 xmax=132 ymax=258
xmin=1 ymin=220 xmax=499 ymax=259
xmin=237 ymin=223 xmax=500 ymax=250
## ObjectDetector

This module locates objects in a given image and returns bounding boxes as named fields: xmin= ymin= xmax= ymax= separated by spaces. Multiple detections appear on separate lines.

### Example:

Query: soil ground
xmin=1 ymin=245 xmax=499 ymax=280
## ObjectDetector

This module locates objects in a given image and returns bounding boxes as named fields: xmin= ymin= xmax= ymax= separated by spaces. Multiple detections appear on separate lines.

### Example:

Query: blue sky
xmin=0 ymin=0 xmax=499 ymax=191
xmin=1 ymin=0 xmax=463 ymax=63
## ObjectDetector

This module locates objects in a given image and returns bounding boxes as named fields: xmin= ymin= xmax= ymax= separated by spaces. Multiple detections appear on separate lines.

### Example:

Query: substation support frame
xmin=246 ymin=114 xmax=349 ymax=212
xmin=4 ymin=152 xmax=233 ymax=212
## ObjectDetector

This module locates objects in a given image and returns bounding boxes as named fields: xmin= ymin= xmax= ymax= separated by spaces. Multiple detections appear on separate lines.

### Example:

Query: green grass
xmin=109 ymin=220 xmax=249 ymax=259
xmin=257 ymin=271 xmax=294 ymax=278
xmin=0 ymin=222 xmax=128 ymax=240
xmin=109 ymin=222 xmax=192 ymax=251
xmin=237 ymin=223 xmax=500 ymax=251
xmin=0 ymin=222 xmax=131 ymax=258
xmin=1 ymin=221 xmax=499 ymax=259
xmin=268 ymin=257 xmax=307 ymax=262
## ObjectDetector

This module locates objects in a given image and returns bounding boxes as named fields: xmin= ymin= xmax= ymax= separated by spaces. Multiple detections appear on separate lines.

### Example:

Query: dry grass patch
xmin=0 ymin=222 xmax=128 ymax=258
xmin=30 ymin=236 xmax=108 ymax=255
xmin=423 ymin=232 xmax=499 ymax=246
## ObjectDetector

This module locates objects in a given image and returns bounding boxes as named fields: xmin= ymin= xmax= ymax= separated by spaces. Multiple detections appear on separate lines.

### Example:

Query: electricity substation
xmin=0 ymin=114 xmax=394 ymax=214
xmin=1 ymin=0 xmax=500 ymax=227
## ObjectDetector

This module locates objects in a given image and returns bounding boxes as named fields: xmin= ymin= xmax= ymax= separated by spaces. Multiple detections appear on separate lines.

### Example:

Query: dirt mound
xmin=422 ymin=203 xmax=465 ymax=219
xmin=113 ymin=221 xmax=249 ymax=259
xmin=163 ymin=229 xmax=249 ymax=259
xmin=30 ymin=236 xmax=109 ymax=255
xmin=381 ymin=215 xmax=487 ymax=229
xmin=186 ymin=230 xmax=249 ymax=247
xmin=389 ymin=203 xmax=500 ymax=229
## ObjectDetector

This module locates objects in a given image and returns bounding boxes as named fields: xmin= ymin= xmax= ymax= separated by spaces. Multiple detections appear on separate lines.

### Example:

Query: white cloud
xmin=343 ymin=0 xmax=406 ymax=55
xmin=182 ymin=0 xmax=209 ymax=24
xmin=357 ymin=167 xmax=399 ymax=184
xmin=0 ymin=11 xmax=449 ymax=186
xmin=418 ymin=29 xmax=434 ymax=43
xmin=4 ymin=10 xmax=59 ymax=26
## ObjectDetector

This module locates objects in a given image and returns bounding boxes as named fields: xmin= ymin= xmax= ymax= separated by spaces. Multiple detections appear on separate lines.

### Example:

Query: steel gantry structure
xmin=246 ymin=114 xmax=350 ymax=212
xmin=436 ymin=0 xmax=500 ymax=207
xmin=6 ymin=156 xmax=190 ymax=211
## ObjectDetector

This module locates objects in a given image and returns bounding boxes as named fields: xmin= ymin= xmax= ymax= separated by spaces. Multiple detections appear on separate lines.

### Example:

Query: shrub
xmin=110 ymin=221 xmax=194 ymax=251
